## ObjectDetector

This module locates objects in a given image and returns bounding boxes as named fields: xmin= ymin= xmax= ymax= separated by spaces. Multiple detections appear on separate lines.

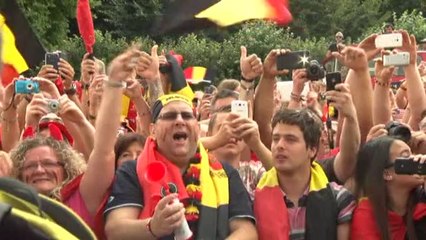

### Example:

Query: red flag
xmin=76 ymin=0 xmax=95 ymax=54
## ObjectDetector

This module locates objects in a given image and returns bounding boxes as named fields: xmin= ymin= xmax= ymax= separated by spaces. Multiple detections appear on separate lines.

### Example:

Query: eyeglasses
xmin=21 ymin=160 xmax=64 ymax=172
xmin=157 ymin=111 xmax=195 ymax=121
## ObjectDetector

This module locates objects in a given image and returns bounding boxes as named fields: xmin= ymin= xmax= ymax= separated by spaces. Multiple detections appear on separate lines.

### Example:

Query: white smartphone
xmin=231 ymin=100 xmax=249 ymax=118
xmin=383 ymin=52 xmax=410 ymax=66
xmin=375 ymin=33 xmax=403 ymax=48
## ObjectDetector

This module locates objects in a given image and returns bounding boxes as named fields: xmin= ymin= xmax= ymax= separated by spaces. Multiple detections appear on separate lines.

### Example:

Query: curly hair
xmin=10 ymin=137 xmax=86 ymax=200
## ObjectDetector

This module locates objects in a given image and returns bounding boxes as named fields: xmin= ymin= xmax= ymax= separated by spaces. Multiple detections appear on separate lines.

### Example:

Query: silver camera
xmin=47 ymin=99 xmax=60 ymax=113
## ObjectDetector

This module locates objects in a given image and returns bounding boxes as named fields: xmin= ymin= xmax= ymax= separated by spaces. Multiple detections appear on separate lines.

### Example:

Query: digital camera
xmin=47 ymin=99 xmax=60 ymax=113
xmin=383 ymin=52 xmax=410 ymax=67
xmin=306 ymin=60 xmax=325 ymax=81
xmin=15 ymin=80 xmax=40 ymax=94
xmin=385 ymin=121 xmax=411 ymax=143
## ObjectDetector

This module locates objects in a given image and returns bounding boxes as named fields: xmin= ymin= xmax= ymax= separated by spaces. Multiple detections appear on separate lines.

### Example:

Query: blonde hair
xmin=10 ymin=137 xmax=86 ymax=199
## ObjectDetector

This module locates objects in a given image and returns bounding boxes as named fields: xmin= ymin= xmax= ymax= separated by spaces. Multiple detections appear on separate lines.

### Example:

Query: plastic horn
xmin=144 ymin=162 xmax=193 ymax=239
xmin=145 ymin=161 xmax=169 ymax=194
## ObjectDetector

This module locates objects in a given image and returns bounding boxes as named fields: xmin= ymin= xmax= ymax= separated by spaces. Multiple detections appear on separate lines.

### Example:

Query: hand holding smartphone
xmin=326 ymin=72 xmax=342 ymax=91
xmin=45 ymin=52 xmax=60 ymax=70
xmin=394 ymin=157 xmax=426 ymax=175
xmin=277 ymin=51 xmax=310 ymax=70
xmin=231 ymin=100 xmax=249 ymax=118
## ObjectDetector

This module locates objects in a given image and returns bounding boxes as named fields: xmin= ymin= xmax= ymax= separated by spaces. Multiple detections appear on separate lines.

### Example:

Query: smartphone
xmin=231 ymin=100 xmax=249 ymax=118
xmin=204 ymin=85 xmax=215 ymax=94
xmin=394 ymin=158 xmax=426 ymax=175
xmin=375 ymin=33 xmax=403 ymax=48
xmin=277 ymin=51 xmax=310 ymax=70
xmin=45 ymin=52 xmax=60 ymax=70
xmin=383 ymin=52 xmax=410 ymax=67
xmin=326 ymin=72 xmax=342 ymax=91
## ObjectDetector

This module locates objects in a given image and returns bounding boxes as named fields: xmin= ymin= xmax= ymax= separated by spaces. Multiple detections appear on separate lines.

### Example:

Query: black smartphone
xmin=204 ymin=85 xmax=215 ymax=94
xmin=45 ymin=52 xmax=60 ymax=70
xmin=394 ymin=158 xmax=426 ymax=175
xmin=277 ymin=51 xmax=310 ymax=70
xmin=326 ymin=72 xmax=342 ymax=91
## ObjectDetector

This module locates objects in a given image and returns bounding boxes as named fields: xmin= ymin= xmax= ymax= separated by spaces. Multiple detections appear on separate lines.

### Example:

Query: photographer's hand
xmin=37 ymin=65 xmax=59 ymax=82
xmin=332 ymin=46 xmax=368 ymax=72
xmin=357 ymin=34 xmax=381 ymax=61
xmin=263 ymin=49 xmax=290 ymax=79
xmin=25 ymin=93 xmax=48 ymax=128
xmin=58 ymin=59 xmax=75 ymax=89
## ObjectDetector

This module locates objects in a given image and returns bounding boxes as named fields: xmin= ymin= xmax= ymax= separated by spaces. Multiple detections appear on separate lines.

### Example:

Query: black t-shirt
xmin=317 ymin=157 xmax=342 ymax=185
xmin=104 ymin=160 xmax=255 ymax=238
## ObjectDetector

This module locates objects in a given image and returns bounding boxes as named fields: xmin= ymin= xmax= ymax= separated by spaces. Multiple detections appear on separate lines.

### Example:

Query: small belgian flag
xmin=153 ymin=0 xmax=292 ymax=35
xmin=0 ymin=0 xmax=45 ymax=86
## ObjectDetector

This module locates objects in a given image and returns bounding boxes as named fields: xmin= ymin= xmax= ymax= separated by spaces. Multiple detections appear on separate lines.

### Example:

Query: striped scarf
xmin=136 ymin=137 xmax=229 ymax=239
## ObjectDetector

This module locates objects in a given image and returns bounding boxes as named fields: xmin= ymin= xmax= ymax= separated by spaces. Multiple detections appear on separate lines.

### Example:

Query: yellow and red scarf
xmin=254 ymin=162 xmax=329 ymax=240
xmin=136 ymin=137 xmax=229 ymax=239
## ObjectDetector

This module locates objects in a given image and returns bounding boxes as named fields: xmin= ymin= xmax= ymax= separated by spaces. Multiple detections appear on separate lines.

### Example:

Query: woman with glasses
xmin=351 ymin=136 xmax=426 ymax=240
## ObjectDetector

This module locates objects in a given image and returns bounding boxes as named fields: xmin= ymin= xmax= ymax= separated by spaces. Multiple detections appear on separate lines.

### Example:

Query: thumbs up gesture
xmin=136 ymin=45 xmax=160 ymax=81
xmin=240 ymin=46 xmax=263 ymax=81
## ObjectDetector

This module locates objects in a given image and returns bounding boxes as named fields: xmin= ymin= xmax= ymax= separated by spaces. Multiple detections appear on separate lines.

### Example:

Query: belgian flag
xmin=0 ymin=0 xmax=45 ymax=86
xmin=153 ymin=0 xmax=292 ymax=35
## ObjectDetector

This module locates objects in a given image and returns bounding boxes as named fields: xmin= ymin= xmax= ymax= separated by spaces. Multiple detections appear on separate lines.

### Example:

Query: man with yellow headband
xmin=104 ymin=94 xmax=257 ymax=239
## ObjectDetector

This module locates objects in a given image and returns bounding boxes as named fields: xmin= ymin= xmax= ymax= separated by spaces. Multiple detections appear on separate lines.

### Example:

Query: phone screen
xmin=277 ymin=51 xmax=310 ymax=70
xmin=45 ymin=52 xmax=60 ymax=70
xmin=326 ymin=72 xmax=342 ymax=91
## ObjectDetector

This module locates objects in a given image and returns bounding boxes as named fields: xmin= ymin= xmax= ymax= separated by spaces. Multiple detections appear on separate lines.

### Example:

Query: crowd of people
xmin=0 ymin=27 xmax=425 ymax=240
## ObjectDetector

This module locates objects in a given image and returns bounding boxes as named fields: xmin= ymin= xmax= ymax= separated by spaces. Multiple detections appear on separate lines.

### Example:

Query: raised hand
xmin=25 ymin=93 xmax=48 ymax=127
xmin=240 ymin=46 xmax=263 ymax=80
xmin=124 ymin=78 xmax=143 ymax=100
xmin=37 ymin=65 xmax=59 ymax=82
xmin=332 ymin=46 xmax=368 ymax=72
xmin=263 ymin=49 xmax=290 ymax=78
xmin=325 ymin=83 xmax=357 ymax=120
xmin=358 ymin=34 xmax=381 ymax=61
xmin=81 ymin=53 xmax=97 ymax=83
xmin=58 ymin=58 xmax=76 ymax=88
xmin=396 ymin=30 xmax=417 ymax=65
xmin=375 ymin=51 xmax=395 ymax=84
xmin=108 ymin=46 xmax=142 ymax=83
xmin=59 ymin=95 xmax=86 ymax=124
xmin=136 ymin=45 xmax=160 ymax=81
xmin=150 ymin=194 xmax=186 ymax=237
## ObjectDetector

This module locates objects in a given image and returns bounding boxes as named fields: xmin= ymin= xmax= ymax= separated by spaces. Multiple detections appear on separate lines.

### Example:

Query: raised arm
xmin=336 ymin=39 xmax=377 ymax=143
xmin=80 ymin=48 xmax=142 ymax=215
xmin=239 ymin=46 xmax=262 ymax=103
xmin=372 ymin=55 xmax=395 ymax=125
xmin=1 ymin=80 xmax=23 ymax=151
xmin=288 ymin=69 xmax=308 ymax=109
xmin=123 ymin=78 xmax=151 ymax=137
xmin=326 ymin=83 xmax=360 ymax=182
xmin=59 ymin=95 xmax=95 ymax=161
xmin=398 ymin=31 xmax=426 ymax=130
xmin=136 ymin=45 xmax=163 ymax=106
xmin=254 ymin=49 xmax=289 ymax=149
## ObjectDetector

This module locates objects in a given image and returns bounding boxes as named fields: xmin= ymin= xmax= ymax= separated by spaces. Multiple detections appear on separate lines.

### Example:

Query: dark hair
xmin=114 ymin=133 xmax=146 ymax=165
xmin=207 ymin=105 xmax=232 ymax=135
xmin=211 ymin=89 xmax=239 ymax=109
xmin=354 ymin=136 xmax=417 ymax=240
xmin=271 ymin=108 xmax=322 ymax=158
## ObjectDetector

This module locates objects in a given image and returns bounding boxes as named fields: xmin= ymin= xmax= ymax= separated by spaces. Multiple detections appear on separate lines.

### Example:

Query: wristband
xmin=375 ymin=80 xmax=389 ymax=87
xmin=290 ymin=92 xmax=303 ymax=102
xmin=64 ymin=83 xmax=77 ymax=95
xmin=104 ymin=80 xmax=125 ymax=88
xmin=147 ymin=218 xmax=159 ymax=238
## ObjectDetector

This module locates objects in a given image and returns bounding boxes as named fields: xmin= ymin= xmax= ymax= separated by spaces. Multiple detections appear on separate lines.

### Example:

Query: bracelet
xmin=290 ymin=92 xmax=303 ymax=102
xmin=146 ymin=218 xmax=158 ymax=238
xmin=104 ymin=80 xmax=125 ymax=88
xmin=375 ymin=80 xmax=389 ymax=87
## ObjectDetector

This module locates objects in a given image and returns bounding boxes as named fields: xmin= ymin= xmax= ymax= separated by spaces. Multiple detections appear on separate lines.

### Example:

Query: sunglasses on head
xmin=158 ymin=111 xmax=195 ymax=121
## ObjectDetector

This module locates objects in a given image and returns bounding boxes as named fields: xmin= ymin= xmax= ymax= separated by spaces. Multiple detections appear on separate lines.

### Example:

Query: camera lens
xmin=26 ymin=83 xmax=33 ymax=90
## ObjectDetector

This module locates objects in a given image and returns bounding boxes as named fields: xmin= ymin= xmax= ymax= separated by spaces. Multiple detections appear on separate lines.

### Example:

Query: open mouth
xmin=32 ymin=178 xmax=50 ymax=184
xmin=173 ymin=132 xmax=188 ymax=141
